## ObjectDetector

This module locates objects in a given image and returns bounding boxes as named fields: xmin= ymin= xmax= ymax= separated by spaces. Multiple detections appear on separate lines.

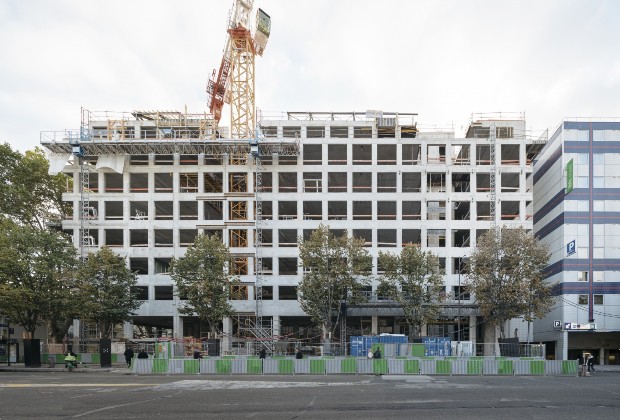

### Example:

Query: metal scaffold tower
xmin=489 ymin=122 xmax=497 ymax=231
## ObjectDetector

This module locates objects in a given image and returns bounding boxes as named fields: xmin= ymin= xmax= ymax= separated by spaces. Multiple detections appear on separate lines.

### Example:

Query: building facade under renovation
xmin=533 ymin=120 xmax=620 ymax=363
xmin=41 ymin=110 xmax=546 ymax=354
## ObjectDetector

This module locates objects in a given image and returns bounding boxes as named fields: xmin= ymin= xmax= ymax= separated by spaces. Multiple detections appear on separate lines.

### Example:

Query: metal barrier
xmin=130 ymin=357 xmax=576 ymax=376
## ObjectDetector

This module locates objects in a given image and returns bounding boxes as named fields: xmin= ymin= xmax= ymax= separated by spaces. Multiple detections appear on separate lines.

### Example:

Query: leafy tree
xmin=0 ymin=219 xmax=78 ymax=338
xmin=170 ymin=234 xmax=239 ymax=336
xmin=0 ymin=144 xmax=69 ymax=229
xmin=465 ymin=227 xmax=553 ymax=340
xmin=377 ymin=246 xmax=444 ymax=339
xmin=298 ymin=225 xmax=372 ymax=342
xmin=75 ymin=247 xmax=140 ymax=339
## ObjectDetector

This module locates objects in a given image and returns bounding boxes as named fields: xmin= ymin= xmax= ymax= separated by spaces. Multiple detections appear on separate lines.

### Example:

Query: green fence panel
xmin=411 ymin=344 xmax=426 ymax=357
xmin=436 ymin=360 xmax=451 ymax=375
xmin=530 ymin=360 xmax=545 ymax=375
xmin=404 ymin=359 xmax=419 ymax=374
xmin=222 ymin=355 xmax=236 ymax=359
xmin=467 ymin=359 xmax=482 ymax=375
xmin=278 ymin=359 xmax=294 ymax=374
xmin=562 ymin=360 xmax=578 ymax=375
xmin=247 ymin=359 xmax=262 ymax=374
xmin=184 ymin=359 xmax=200 ymax=374
xmin=497 ymin=360 xmax=513 ymax=375
xmin=216 ymin=359 xmax=232 ymax=374
xmin=310 ymin=359 xmax=325 ymax=374
xmin=341 ymin=358 xmax=357 ymax=373
xmin=91 ymin=353 xmax=100 ymax=364
xmin=152 ymin=359 xmax=168 ymax=373
xmin=373 ymin=359 xmax=388 ymax=374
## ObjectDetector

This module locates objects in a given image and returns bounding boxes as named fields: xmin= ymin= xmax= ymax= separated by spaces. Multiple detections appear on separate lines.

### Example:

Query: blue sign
xmin=567 ymin=240 xmax=576 ymax=256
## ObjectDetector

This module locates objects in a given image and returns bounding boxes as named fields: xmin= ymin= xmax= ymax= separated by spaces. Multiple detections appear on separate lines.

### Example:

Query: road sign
xmin=567 ymin=240 xmax=576 ymax=256
xmin=553 ymin=320 xmax=562 ymax=329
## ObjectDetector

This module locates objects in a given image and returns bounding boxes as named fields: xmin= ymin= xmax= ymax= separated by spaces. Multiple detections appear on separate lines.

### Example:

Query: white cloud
xmin=1 ymin=0 xmax=619 ymax=152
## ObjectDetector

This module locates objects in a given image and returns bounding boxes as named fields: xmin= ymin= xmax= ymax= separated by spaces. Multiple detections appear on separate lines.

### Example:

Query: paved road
xmin=1 ymin=372 xmax=619 ymax=419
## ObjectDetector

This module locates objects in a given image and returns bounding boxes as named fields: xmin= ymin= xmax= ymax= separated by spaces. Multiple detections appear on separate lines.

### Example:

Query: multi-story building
xmin=533 ymin=120 xmax=620 ymax=364
xmin=42 ymin=109 xmax=545 ymax=353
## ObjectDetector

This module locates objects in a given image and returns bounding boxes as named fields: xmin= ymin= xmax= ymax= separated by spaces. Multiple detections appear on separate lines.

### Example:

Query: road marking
xmin=0 ymin=383 xmax=157 ymax=388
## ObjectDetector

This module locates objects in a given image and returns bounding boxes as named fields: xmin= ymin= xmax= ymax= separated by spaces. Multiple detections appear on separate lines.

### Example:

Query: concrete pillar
xmin=371 ymin=316 xmax=378 ymax=334
xmin=469 ymin=314 xmax=476 ymax=348
xmin=600 ymin=347 xmax=605 ymax=365
xmin=272 ymin=316 xmax=281 ymax=338
xmin=173 ymin=315 xmax=183 ymax=340
xmin=123 ymin=321 xmax=133 ymax=340
xmin=222 ymin=317 xmax=233 ymax=354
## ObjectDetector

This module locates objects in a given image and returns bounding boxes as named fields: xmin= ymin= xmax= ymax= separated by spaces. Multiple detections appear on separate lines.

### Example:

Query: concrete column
xmin=371 ymin=316 xmax=378 ymax=334
xmin=222 ymin=317 xmax=233 ymax=354
xmin=123 ymin=321 xmax=133 ymax=340
xmin=600 ymin=347 xmax=605 ymax=365
xmin=173 ymin=315 xmax=183 ymax=340
xmin=272 ymin=316 xmax=281 ymax=338
xmin=469 ymin=315 xmax=476 ymax=347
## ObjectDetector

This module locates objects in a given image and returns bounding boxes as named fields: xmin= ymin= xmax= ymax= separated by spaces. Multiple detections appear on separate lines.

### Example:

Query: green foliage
xmin=465 ymin=227 xmax=553 ymax=338
xmin=0 ymin=144 xmax=69 ymax=229
xmin=378 ymin=246 xmax=444 ymax=338
xmin=298 ymin=225 xmax=372 ymax=340
xmin=75 ymin=247 xmax=140 ymax=339
xmin=0 ymin=219 xmax=78 ymax=336
xmin=170 ymin=234 xmax=239 ymax=335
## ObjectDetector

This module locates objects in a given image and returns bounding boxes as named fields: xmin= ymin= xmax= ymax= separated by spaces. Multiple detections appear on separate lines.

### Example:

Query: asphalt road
xmin=1 ymin=371 xmax=619 ymax=419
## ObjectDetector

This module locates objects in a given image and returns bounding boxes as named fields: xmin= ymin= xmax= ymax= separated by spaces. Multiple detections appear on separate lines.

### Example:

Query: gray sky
xmin=1 ymin=0 xmax=619 ymax=152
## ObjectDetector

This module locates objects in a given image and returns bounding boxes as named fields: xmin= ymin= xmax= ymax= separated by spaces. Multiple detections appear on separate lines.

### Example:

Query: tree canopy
xmin=298 ymin=225 xmax=372 ymax=341
xmin=0 ymin=144 xmax=69 ymax=229
xmin=170 ymin=234 xmax=239 ymax=336
xmin=465 ymin=227 xmax=553 ymax=339
xmin=377 ymin=246 xmax=444 ymax=338
xmin=0 ymin=219 xmax=78 ymax=337
xmin=74 ymin=247 xmax=140 ymax=339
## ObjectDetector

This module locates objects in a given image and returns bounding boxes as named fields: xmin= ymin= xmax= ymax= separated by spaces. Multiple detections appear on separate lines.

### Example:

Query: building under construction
xmin=41 ymin=109 xmax=547 ymax=354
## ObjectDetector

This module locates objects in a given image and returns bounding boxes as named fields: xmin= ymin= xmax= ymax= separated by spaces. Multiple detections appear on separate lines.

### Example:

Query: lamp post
xmin=6 ymin=318 xmax=11 ymax=367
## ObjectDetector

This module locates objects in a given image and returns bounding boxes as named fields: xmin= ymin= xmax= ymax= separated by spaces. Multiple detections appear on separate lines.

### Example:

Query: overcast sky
xmin=1 ymin=0 xmax=619 ymax=152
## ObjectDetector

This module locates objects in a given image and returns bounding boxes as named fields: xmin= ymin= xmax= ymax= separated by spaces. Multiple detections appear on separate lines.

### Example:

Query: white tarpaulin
xmin=48 ymin=154 xmax=71 ymax=175
xmin=96 ymin=155 xmax=127 ymax=174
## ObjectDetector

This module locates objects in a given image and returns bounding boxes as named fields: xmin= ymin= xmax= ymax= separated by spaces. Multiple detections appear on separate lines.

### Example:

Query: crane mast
xmin=207 ymin=0 xmax=270 ymax=138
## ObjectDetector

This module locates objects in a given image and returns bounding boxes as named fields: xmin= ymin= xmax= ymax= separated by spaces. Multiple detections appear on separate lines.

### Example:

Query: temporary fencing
xmin=129 ymin=355 xmax=577 ymax=376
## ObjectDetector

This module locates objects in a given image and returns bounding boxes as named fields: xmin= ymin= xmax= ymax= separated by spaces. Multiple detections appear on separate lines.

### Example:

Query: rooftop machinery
xmin=207 ymin=0 xmax=271 ymax=139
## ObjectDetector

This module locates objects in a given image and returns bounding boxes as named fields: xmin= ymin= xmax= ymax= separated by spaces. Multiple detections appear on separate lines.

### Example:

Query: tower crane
xmin=206 ymin=0 xmax=272 ymax=352
xmin=206 ymin=0 xmax=271 ymax=139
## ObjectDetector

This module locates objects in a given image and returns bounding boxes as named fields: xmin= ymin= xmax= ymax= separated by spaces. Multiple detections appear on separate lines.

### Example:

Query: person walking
xmin=124 ymin=347 xmax=134 ymax=368
xmin=295 ymin=348 xmax=303 ymax=359
xmin=193 ymin=348 xmax=203 ymax=359
xmin=373 ymin=347 xmax=382 ymax=359
xmin=259 ymin=348 xmax=266 ymax=359
xmin=137 ymin=348 xmax=149 ymax=359
xmin=587 ymin=353 xmax=596 ymax=372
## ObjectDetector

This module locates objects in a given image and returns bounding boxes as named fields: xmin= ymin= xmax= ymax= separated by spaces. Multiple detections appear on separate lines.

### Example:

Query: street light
xmin=5 ymin=317 xmax=11 ymax=367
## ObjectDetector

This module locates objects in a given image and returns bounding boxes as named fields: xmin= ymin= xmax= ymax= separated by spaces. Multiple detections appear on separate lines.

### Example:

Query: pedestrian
xmin=259 ymin=348 xmax=266 ymax=359
xmin=587 ymin=353 xmax=596 ymax=372
xmin=193 ymin=348 xmax=203 ymax=359
xmin=373 ymin=347 xmax=381 ymax=359
xmin=137 ymin=348 xmax=149 ymax=359
xmin=124 ymin=347 xmax=134 ymax=367
xmin=367 ymin=348 xmax=374 ymax=359
xmin=295 ymin=348 xmax=303 ymax=359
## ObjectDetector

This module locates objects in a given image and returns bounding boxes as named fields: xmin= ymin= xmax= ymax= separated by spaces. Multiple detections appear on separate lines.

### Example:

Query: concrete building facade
xmin=42 ymin=110 xmax=545 ymax=354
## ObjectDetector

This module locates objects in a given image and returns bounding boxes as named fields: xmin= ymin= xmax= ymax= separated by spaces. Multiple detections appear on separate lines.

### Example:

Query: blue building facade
xmin=533 ymin=120 xmax=620 ymax=363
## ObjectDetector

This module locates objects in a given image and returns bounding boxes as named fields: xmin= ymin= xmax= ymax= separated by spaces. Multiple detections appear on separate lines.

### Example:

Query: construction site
xmin=39 ymin=0 xmax=548 ymax=356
